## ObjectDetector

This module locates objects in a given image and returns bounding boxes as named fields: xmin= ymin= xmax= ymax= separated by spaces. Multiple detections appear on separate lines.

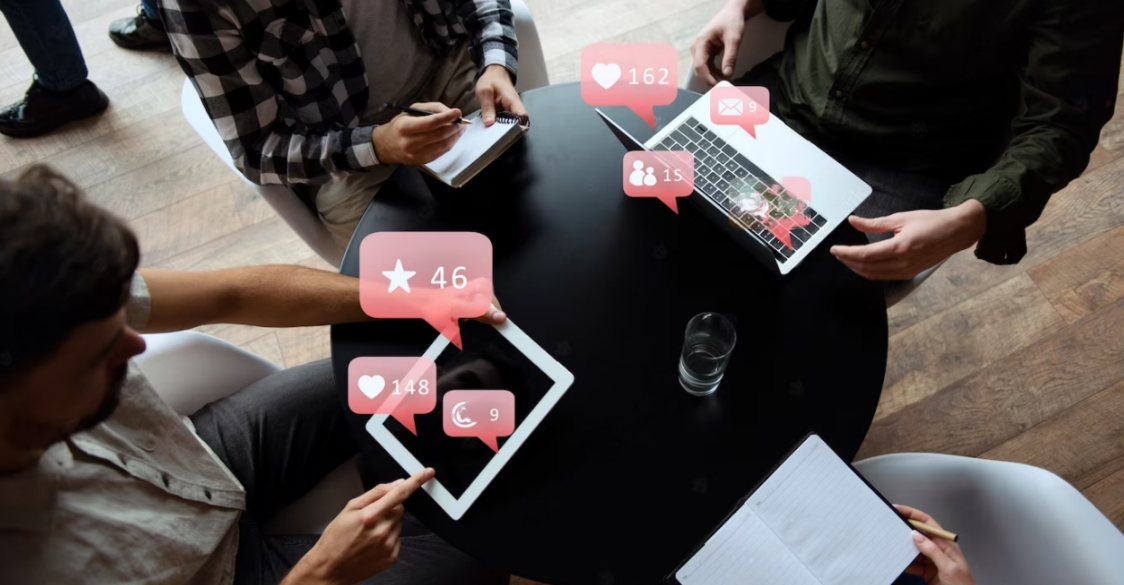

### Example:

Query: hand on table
xmin=286 ymin=468 xmax=435 ymax=585
xmin=475 ymin=64 xmax=528 ymax=127
xmin=372 ymin=102 xmax=466 ymax=166
xmin=690 ymin=3 xmax=748 ymax=87
xmin=895 ymin=505 xmax=978 ymax=585
xmin=830 ymin=200 xmax=987 ymax=281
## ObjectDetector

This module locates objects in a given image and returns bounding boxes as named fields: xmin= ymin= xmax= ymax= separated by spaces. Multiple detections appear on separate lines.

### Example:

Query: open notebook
xmin=421 ymin=111 xmax=527 ymax=188
xmin=669 ymin=434 xmax=919 ymax=585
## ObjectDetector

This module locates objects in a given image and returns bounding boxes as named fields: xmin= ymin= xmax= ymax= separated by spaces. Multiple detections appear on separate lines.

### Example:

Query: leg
xmin=0 ymin=0 xmax=87 ymax=91
xmin=190 ymin=359 xmax=356 ymax=524
xmin=315 ymin=164 xmax=399 ymax=251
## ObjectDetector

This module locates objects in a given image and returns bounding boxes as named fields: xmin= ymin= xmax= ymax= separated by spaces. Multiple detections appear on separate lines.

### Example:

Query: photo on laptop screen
xmin=365 ymin=316 xmax=575 ymax=519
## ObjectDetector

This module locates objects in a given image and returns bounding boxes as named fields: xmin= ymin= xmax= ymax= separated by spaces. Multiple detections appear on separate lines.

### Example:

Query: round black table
xmin=331 ymin=83 xmax=887 ymax=585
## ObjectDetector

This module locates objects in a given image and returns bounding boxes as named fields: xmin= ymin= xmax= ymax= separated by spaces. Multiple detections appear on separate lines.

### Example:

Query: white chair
xmin=854 ymin=453 xmax=1124 ymax=585
xmin=683 ymin=15 xmax=938 ymax=308
xmin=180 ymin=0 xmax=549 ymax=268
xmin=134 ymin=331 xmax=363 ymax=535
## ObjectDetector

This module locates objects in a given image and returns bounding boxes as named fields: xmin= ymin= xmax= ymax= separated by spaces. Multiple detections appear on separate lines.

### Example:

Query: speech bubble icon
xmin=359 ymin=232 xmax=493 ymax=350
xmin=710 ymin=85 xmax=770 ymax=138
xmin=349 ymin=357 xmax=437 ymax=434
xmin=581 ymin=43 xmax=678 ymax=128
xmin=622 ymin=151 xmax=695 ymax=213
xmin=442 ymin=390 xmax=515 ymax=452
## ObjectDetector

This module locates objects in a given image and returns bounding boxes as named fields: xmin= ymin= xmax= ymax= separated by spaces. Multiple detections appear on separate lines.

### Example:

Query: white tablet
xmin=365 ymin=313 xmax=575 ymax=520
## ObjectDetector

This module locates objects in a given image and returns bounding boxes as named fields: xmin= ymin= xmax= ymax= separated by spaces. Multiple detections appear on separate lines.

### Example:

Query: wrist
xmin=371 ymin=125 xmax=395 ymax=166
xmin=955 ymin=198 xmax=988 ymax=241
xmin=285 ymin=549 xmax=335 ymax=585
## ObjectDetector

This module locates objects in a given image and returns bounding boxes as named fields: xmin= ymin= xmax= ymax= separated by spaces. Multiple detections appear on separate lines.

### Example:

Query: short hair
xmin=0 ymin=165 xmax=140 ymax=379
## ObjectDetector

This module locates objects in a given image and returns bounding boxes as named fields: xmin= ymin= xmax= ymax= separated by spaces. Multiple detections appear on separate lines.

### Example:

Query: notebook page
xmin=423 ymin=113 xmax=516 ymax=183
xmin=747 ymin=436 xmax=918 ymax=585
xmin=675 ymin=506 xmax=822 ymax=585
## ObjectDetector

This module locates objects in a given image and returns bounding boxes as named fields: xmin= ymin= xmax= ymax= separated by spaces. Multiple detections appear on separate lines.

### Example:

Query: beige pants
xmin=316 ymin=47 xmax=480 ymax=249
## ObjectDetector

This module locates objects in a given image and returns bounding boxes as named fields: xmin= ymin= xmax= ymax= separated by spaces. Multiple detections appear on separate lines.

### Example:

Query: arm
xmin=137 ymin=266 xmax=368 ymax=333
xmin=690 ymin=0 xmax=768 ymax=86
xmin=161 ymin=0 xmax=381 ymax=188
xmin=943 ymin=1 xmax=1124 ymax=264
xmin=464 ymin=0 xmax=527 ymax=125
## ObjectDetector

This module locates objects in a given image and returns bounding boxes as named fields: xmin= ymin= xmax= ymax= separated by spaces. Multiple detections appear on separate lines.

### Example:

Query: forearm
xmin=466 ymin=0 xmax=518 ymax=78
xmin=138 ymin=266 xmax=369 ymax=333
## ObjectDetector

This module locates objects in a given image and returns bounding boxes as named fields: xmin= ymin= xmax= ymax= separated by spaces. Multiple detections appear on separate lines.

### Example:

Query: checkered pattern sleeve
xmin=462 ymin=0 xmax=519 ymax=79
xmin=162 ymin=0 xmax=380 ymax=188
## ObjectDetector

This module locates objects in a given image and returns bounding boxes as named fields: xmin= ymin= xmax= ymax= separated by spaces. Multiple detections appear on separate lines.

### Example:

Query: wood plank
xmin=1085 ymin=467 xmax=1124 ymax=528
xmin=981 ymin=378 xmax=1124 ymax=490
xmin=151 ymin=216 xmax=315 ymax=272
xmin=859 ymin=296 xmax=1124 ymax=460
xmin=1087 ymin=144 xmax=1117 ymax=174
xmin=0 ymin=63 xmax=189 ymax=177
xmin=86 ymin=141 xmax=242 ymax=221
xmin=274 ymin=326 xmax=332 ymax=368
xmin=130 ymin=180 xmax=273 ymax=266
xmin=1028 ymin=224 xmax=1124 ymax=323
xmin=876 ymin=273 xmax=1065 ymax=421
xmin=888 ymin=154 xmax=1124 ymax=333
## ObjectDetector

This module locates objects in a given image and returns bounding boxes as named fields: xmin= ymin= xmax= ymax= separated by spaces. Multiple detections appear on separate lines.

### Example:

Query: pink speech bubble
xmin=359 ymin=232 xmax=493 ymax=350
xmin=581 ymin=43 xmax=678 ymax=128
xmin=710 ymin=86 xmax=770 ymax=138
xmin=442 ymin=390 xmax=515 ymax=452
xmin=726 ymin=176 xmax=814 ymax=251
xmin=348 ymin=356 xmax=437 ymax=434
xmin=623 ymin=151 xmax=695 ymax=213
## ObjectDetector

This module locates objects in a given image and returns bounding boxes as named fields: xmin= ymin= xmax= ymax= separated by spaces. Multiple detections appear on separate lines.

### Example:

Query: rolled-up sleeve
xmin=464 ymin=0 xmax=519 ymax=80
xmin=944 ymin=0 xmax=1124 ymax=264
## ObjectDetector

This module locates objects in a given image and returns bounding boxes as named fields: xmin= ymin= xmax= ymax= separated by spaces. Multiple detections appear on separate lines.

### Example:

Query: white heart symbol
xmin=592 ymin=62 xmax=621 ymax=90
xmin=358 ymin=375 xmax=385 ymax=400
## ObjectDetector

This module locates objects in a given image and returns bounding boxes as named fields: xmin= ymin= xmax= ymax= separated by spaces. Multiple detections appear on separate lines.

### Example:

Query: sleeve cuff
xmin=479 ymin=46 xmax=519 ymax=83
xmin=347 ymin=125 xmax=382 ymax=168
xmin=944 ymin=174 xmax=1027 ymax=264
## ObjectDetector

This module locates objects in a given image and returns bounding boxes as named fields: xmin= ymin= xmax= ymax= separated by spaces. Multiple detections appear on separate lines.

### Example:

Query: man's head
xmin=0 ymin=165 xmax=146 ymax=473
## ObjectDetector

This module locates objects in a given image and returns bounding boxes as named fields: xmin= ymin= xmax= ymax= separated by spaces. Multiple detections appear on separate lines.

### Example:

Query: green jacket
xmin=765 ymin=0 xmax=1124 ymax=263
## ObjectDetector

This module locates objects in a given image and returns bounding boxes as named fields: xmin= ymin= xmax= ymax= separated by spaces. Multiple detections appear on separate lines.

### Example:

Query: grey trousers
xmin=190 ymin=360 xmax=508 ymax=585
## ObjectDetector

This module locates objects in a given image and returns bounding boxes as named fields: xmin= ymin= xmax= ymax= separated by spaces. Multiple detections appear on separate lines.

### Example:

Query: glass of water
xmin=678 ymin=313 xmax=737 ymax=396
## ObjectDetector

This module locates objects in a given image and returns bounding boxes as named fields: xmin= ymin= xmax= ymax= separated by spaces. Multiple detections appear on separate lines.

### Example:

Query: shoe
xmin=108 ymin=6 xmax=169 ymax=50
xmin=0 ymin=80 xmax=110 ymax=138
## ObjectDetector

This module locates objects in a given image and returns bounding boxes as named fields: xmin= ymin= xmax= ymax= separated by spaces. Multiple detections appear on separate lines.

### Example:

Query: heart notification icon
xmin=358 ymin=375 xmax=385 ymax=399
xmin=348 ymin=357 xmax=437 ymax=434
xmin=581 ymin=43 xmax=678 ymax=127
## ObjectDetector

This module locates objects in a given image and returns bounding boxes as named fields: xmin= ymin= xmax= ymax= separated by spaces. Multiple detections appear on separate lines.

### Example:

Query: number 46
xmin=431 ymin=266 xmax=468 ymax=289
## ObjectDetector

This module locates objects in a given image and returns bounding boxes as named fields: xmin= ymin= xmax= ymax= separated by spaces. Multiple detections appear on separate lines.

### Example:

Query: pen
xmin=908 ymin=519 xmax=959 ymax=543
xmin=383 ymin=103 xmax=473 ymax=125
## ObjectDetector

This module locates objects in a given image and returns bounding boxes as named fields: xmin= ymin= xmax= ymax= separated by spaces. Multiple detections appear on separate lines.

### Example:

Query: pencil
xmin=383 ymin=103 xmax=473 ymax=125
xmin=908 ymin=519 xmax=959 ymax=543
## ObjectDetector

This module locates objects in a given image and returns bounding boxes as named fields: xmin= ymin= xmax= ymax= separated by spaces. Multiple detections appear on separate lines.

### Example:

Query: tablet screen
xmin=382 ymin=320 xmax=553 ymax=498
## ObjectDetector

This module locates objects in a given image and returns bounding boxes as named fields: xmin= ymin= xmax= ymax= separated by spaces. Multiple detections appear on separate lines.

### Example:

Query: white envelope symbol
xmin=718 ymin=98 xmax=744 ymax=116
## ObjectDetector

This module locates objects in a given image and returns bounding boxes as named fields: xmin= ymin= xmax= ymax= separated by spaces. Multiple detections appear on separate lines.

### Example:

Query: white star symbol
xmin=382 ymin=259 xmax=416 ymax=294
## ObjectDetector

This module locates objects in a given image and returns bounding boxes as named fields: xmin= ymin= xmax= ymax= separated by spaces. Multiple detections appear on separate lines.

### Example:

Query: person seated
xmin=161 ymin=0 xmax=528 ymax=251
xmin=0 ymin=165 xmax=506 ymax=584
xmin=692 ymin=0 xmax=1123 ymax=281
xmin=0 ymin=0 xmax=109 ymax=138
xmin=895 ymin=505 xmax=977 ymax=585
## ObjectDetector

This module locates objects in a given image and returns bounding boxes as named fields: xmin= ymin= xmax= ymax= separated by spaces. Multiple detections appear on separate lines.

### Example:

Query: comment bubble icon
xmin=443 ymin=390 xmax=515 ymax=452
xmin=581 ymin=43 xmax=678 ymax=127
xmin=349 ymin=357 xmax=437 ymax=434
xmin=359 ymin=232 xmax=493 ymax=349
xmin=623 ymin=151 xmax=695 ymax=213
xmin=710 ymin=85 xmax=770 ymax=138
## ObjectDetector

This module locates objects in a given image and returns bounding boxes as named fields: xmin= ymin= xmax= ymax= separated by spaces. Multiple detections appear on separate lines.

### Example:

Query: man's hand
xmin=830 ymin=200 xmax=987 ymax=281
xmin=372 ymin=103 xmax=466 ymax=166
xmin=475 ymin=64 xmax=527 ymax=127
xmin=284 ymin=468 xmax=435 ymax=585
xmin=691 ymin=3 xmax=749 ymax=87
xmin=895 ymin=505 xmax=978 ymax=585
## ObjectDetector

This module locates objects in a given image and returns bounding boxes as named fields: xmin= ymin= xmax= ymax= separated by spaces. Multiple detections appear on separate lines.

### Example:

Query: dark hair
xmin=0 ymin=165 xmax=140 ymax=378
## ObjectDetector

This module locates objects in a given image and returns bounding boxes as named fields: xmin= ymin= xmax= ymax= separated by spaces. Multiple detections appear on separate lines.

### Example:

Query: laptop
xmin=597 ymin=81 xmax=871 ymax=275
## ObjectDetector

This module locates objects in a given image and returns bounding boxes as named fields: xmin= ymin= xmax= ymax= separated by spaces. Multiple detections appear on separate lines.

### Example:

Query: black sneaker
xmin=0 ymin=80 xmax=110 ymax=139
xmin=108 ymin=6 xmax=168 ymax=50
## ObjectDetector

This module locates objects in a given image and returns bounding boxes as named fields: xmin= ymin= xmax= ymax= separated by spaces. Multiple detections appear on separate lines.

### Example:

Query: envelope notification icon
xmin=718 ymin=98 xmax=744 ymax=116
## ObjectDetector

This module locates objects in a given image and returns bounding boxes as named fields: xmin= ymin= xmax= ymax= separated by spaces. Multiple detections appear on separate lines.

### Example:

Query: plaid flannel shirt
xmin=162 ymin=0 xmax=519 ymax=187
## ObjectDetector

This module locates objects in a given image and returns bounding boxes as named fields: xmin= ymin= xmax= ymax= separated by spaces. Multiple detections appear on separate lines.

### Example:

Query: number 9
xmin=490 ymin=408 xmax=499 ymax=421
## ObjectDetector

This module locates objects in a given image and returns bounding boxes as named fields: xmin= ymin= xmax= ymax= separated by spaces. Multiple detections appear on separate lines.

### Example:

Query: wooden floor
xmin=3 ymin=1 xmax=1123 ymax=582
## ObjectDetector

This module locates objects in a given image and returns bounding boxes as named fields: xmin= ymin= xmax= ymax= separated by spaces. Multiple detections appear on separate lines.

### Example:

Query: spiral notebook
xmin=668 ymin=434 xmax=919 ymax=585
xmin=422 ymin=111 xmax=528 ymax=188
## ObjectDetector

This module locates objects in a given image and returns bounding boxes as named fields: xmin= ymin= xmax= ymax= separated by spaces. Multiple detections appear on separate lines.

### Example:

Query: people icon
xmin=629 ymin=160 xmax=660 ymax=187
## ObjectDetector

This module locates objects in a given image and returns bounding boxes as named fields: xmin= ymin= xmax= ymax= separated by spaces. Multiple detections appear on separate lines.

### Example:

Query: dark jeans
xmin=190 ymin=360 xmax=508 ymax=585
xmin=141 ymin=0 xmax=160 ymax=23
xmin=0 ymin=0 xmax=87 ymax=91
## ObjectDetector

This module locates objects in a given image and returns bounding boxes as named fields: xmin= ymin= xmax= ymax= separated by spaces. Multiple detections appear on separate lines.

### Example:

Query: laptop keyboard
xmin=653 ymin=117 xmax=827 ymax=261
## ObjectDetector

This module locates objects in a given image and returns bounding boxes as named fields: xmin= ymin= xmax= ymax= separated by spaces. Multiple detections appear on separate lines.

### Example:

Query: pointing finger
xmin=362 ymin=468 xmax=434 ymax=519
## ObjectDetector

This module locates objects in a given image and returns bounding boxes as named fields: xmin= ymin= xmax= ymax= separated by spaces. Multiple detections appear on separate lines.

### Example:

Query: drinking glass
xmin=678 ymin=313 xmax=737 ymax=395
